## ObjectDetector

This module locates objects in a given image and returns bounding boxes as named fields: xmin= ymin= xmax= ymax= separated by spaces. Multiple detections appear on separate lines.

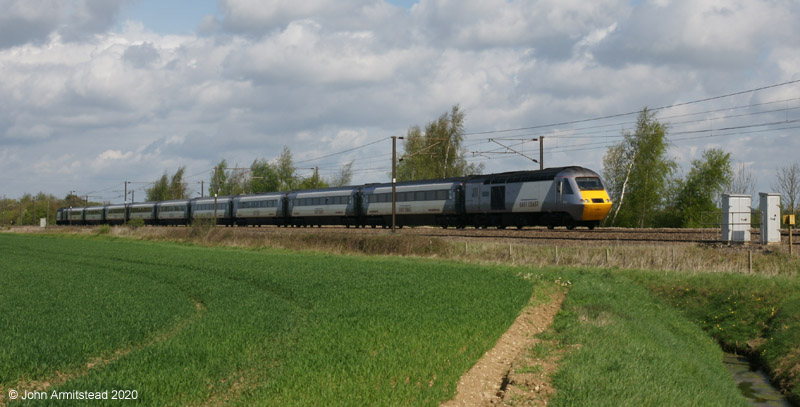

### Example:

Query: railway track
xmin=231 ymin=225 xmax=800 ymax=246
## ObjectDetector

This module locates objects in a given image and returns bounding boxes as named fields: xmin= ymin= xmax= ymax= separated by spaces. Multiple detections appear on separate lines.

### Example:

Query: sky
xmin=1 ymin=0 xmax=799 ymax=203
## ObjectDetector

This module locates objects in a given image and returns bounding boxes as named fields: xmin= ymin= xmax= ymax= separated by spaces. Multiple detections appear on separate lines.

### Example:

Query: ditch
xmin=723 ymin=353 xmax=793 ymax=407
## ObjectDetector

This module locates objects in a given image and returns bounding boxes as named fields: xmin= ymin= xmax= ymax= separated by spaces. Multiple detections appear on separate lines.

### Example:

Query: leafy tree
xmin=669 ymin=149 xmax=733 ymax=227
xmin=209 ymin=159 xmax=229 ymax=196
xmin=249 ymin=158 xmax=280 ymax=193
xmin=276 ymin=146 xmax=298 ymax=190
xmin=168 ymin=166 xmax=188 ymax=200
xmin=147 ymin=172 xmax=170 ymax=201
xmin=603 ymin=108 xmax=675 ymax=227
xmin=298 ymin=169 xmax=330 ymax=190
xmin=396 ymin=105 xmax=483 ymax=181
xmin=147 ymin=167 xmax=188 ymax=201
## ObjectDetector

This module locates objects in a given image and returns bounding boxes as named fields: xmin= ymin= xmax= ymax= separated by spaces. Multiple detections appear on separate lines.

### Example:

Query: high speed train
xmin=56 ymin=166 xmax=613 ymax=230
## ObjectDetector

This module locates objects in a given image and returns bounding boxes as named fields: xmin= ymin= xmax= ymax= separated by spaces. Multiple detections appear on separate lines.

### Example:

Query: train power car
xmin=57 ymin=166 xmax=612 ymax=230
xmin=463 ymin=167 xmax=612 ymax=229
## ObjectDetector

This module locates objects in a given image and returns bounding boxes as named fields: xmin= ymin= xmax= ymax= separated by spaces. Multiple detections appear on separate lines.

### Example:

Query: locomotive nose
xmin=579 ymin=191 xmax=612 ymax=221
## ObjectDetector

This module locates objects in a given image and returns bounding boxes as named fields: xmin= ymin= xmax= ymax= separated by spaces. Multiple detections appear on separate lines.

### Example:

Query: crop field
xmin=2 ymin=230 xmax=799 ymax=406
xmin=0 ymin=234 xmax=533 ymax=406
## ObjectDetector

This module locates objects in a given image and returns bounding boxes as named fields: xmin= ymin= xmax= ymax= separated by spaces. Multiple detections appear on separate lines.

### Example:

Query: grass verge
xmin=544 ymin=270 xmax=751 ymax=407
xmin=627 ymin=270 xmax=800 ymax=404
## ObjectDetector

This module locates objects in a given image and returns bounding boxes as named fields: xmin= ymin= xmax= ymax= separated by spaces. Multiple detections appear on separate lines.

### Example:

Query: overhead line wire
xmin=463 ymin=79 xmax=800 ymax=136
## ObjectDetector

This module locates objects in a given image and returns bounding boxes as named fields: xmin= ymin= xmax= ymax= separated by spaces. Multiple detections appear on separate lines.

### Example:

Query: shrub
xmin=127 ymin=219 xmax=145 ymax=229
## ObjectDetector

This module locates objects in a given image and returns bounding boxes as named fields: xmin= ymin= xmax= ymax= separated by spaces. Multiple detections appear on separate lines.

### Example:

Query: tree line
xmin=145 ymin=146 xmax=354 ymax=201
xmin=0 ymin=192 xmax=92 ymax=226
xmin=603 ymin=108 xmax=800 ymax=228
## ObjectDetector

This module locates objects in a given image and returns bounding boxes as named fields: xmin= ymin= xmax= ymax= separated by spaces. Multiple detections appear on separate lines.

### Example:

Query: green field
xmin=2 ymin=232 xmax=798 ymax=406
xmin=0 ymin=234 xmax=532 ymax=406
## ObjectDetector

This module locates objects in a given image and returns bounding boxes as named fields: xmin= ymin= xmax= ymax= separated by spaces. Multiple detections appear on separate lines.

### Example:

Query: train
xmin=56 ymin=166 xmax=613 ymax=230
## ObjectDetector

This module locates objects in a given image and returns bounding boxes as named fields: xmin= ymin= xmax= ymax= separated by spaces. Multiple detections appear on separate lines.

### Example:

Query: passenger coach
xmin=233 ymin=193 xmax=285 ymax=227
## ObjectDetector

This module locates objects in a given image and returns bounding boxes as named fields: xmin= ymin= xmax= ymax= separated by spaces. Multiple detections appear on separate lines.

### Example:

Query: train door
xmin=454 ymin=185 xmax=465 ymax=215
xmin=491 ymin=186 xmax=506 ymax=211
xmin=465 ymin=183 xmax=481 ymax=211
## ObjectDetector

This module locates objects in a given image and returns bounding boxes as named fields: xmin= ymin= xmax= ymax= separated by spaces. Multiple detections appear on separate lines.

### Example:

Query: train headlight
xmin=584 ymin=199 xmax=590 ymax=203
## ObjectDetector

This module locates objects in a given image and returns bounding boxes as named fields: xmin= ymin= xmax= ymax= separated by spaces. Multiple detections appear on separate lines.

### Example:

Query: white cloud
xmin=0 ymin=0 xmax=798 ymax=199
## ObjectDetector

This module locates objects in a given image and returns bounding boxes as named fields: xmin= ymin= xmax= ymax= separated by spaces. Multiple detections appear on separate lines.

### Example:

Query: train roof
xmin=362 ymin=176 xmax=467 ymax=190
xmin=156 ymin=199 xmax=191 ymax=206
xmin=465 ymin=166 xmax=599 ymax=184
xmin=235 ymin=192 xmax=285 ymax=200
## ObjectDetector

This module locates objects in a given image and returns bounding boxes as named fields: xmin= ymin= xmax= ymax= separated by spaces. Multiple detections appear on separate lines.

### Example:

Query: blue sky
xmin=118 ymin=0 xmax=420 ymax=34
xmin=118 ymin=0 xmax=219 ymax=34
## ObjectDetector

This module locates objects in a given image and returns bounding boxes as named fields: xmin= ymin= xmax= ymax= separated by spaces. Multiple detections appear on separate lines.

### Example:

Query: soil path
xmin=441 ymin=288 xmax=566 ymax=407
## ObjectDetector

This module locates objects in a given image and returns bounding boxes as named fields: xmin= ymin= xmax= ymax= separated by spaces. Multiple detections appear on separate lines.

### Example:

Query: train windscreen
xmin=576 ymin=177 xmax=604 ymax=190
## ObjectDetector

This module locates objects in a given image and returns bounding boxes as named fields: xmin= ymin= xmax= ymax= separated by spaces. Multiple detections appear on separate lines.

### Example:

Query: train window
xmin=576 ymin=177 xmax=604 ymax=190
xmin=562 ymin=181 xmax=574 ymax=195
xmin=437 ymin=190 xmax=447 ymax=200
xmin=414 ymin=191 xmax=424 ymax=201
xmin=425 ymin=190 xmax=436 ymax=201
xmin=472 ymin=188 xmax=479 ymax=198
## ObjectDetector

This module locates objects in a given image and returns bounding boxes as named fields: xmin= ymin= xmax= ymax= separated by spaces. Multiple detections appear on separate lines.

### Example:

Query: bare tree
xmin=774 ymin=162 xmax=800 ymax=215
xmin=728 ymin=162 xmax=757 ymax=200
xmin=330 ymin=161 xmax=354 ymax=187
